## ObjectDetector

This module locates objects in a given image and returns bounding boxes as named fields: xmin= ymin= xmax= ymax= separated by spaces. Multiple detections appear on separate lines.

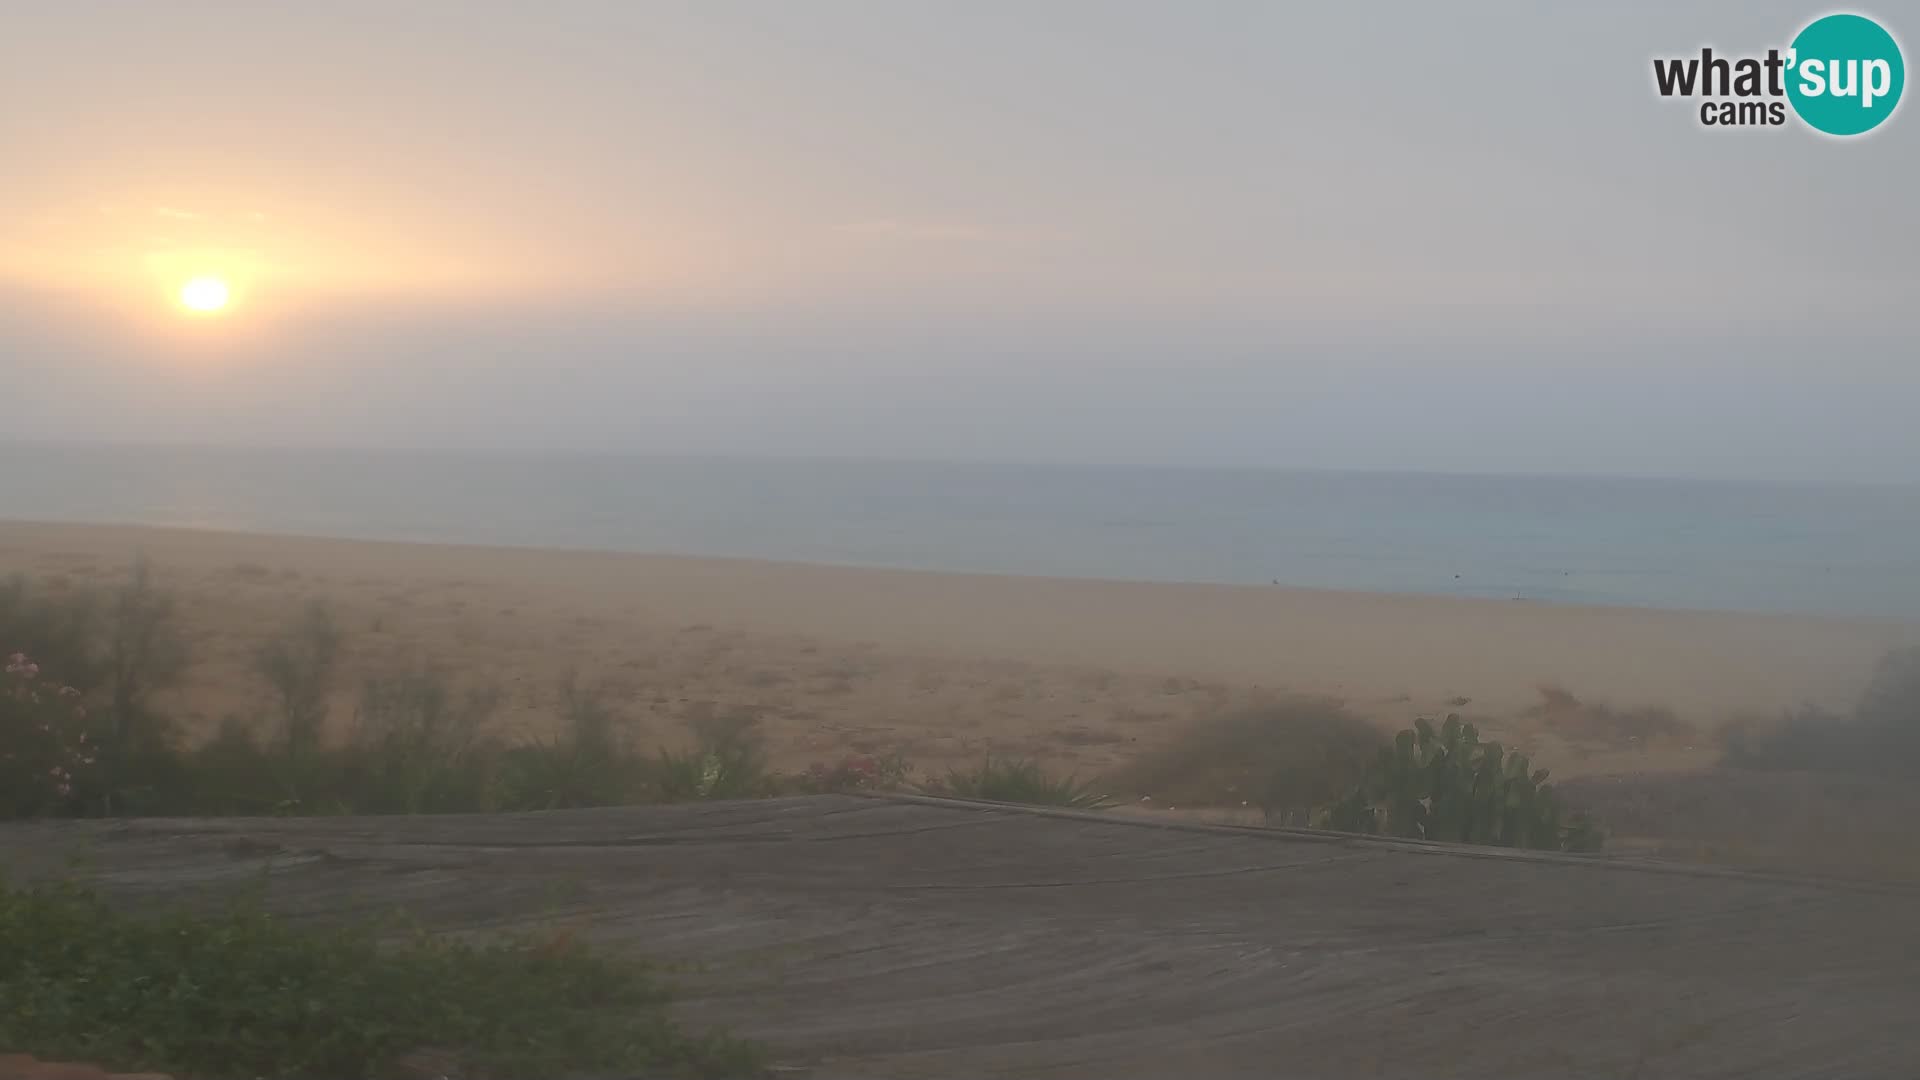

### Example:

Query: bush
xmin=1326 ymin=715 xmax=1601 ymax=852
xmin=1 ymin=565 xmax=190 ymax=813
xmin=338 ymin=669 xmax=504 ymax=814
xmin=0 ymin=879 xmax=760 ymax=1079
xmin=497 ymin=676 xmax=649 ymax=810
xmin=653 ymin=713 xmax=918 ymax=803
xmin=935 ymin=757 xmax=1112 ymax=809
xmin=98 ymin=561 xmax=189 ymax=738
xmin=0 ymin=653 xmax=95 ymax=818
xmin=178 ymin=718 xmax=291 ymax=815
xmin=656 ymin=709 xmax=773 ymax=801
xmin=253 ymin=600 xmax=342 ymax=779
xmin=792 ymin=751 xmax=913 ymax=794
xmin=1558 ymin=768 xmax=1920 ymax=883
xmin=0 ymin=575 xmax=103 ymax=694
xmin=1858 ymin=646 xmax=1920 ymax=729
xmin=1721 ymin=647 xmax=1920 ymax=777
xmin=1106 ymin=700 xmax=1386 ymax=822
xmin=1719 ymin=706 xmax=1858 ymax=771
xmin=90 ymin=563 xmax=191 ymax=812
xmin=157 ymin=674 xmax=644 ymax=817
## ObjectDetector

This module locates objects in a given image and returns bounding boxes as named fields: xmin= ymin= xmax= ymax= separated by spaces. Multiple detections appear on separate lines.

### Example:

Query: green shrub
xmin=656 ymin=710 xmax=773 ymax=800
xmin=1327 ymin=715 xmax=1601 ymax=852
xmin=0 ymin=575 xmax=103 ymax=694
xmin=158 ymin=676 xmax=648 ymax=818
xmin=937 ymin=757 xmax=1112 ymax=809
xmin=496 ymin=676 xmax=648 ymax=809
xmin=179 ymin=718 xmax=290 ymax=815
xmin=0 ymin=652 xmax=94 ymax=818
xmin=1858 ymin=646 xmax=1920 ymax=729
xmin=1722 ymin=647 xmax=1920 ymax=777
xmin=0 ymin=878 xmax=760 ymax=1079
xmin=98 ymin=561 xmax=190 ymax=747
xmin=1 ymin=565 xmax=190 ymax=813
xmin=252 ymin=600 xmax=342 ymax=787
xmin=339 ymin=670 xmax=504 ymax=814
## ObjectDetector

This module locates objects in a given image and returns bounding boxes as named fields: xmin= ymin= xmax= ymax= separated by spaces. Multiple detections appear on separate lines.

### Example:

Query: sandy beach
xmin=2 ymin=520 xmax=1914 ymax=782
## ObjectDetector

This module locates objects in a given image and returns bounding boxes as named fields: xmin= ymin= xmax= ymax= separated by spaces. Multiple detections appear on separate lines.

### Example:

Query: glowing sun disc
xmin=179 ymin=276 xmax=231 ymax=313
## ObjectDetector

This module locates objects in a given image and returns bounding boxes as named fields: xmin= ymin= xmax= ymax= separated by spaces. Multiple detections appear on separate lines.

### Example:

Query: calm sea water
xmin=3 ymin=444 xmax=1918 ymax=619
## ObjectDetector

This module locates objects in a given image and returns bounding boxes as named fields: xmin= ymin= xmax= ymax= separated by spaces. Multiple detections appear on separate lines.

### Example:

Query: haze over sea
xmin=3 ymin=443 xmax=1917 ymax=621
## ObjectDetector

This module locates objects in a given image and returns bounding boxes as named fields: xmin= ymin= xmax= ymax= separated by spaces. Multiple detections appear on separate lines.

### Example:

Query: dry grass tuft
xmin=1527 ymin=685 xmax=1688 ymax=748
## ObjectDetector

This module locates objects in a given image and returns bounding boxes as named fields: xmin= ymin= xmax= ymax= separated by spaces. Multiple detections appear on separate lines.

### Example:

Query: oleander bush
xmin=0 ymin=651 xmax=94 ymax=818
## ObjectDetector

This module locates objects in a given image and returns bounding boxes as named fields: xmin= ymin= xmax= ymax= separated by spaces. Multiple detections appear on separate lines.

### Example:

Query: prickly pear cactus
xmin=1328 ymin=715 xmax=1601 ymax=852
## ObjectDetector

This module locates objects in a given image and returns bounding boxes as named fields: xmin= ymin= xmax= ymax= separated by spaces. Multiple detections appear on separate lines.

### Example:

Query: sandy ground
xmin=2 ymin=521 xmax=1915 ymax=783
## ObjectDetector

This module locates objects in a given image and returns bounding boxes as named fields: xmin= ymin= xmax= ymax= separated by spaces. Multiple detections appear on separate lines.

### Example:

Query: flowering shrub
xmin=797 ymin=752 xmax=912 ymax=793
xmin=1 ymin=652 xmax=96 ymax=817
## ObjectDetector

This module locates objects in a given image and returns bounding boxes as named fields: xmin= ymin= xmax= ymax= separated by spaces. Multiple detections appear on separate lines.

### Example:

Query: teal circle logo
xmin=1787 ymin=13 xmax=1905 ymax=136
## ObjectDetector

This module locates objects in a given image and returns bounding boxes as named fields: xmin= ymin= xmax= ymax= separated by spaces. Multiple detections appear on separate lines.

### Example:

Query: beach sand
xmin=2 ymin=520 xmax=1914 ymax=784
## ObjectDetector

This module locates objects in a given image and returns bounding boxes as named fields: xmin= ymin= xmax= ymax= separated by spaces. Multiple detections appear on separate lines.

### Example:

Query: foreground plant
xmin=1 ymin=652 xmax=95 ymax=817
xmin=937 ymin=757 xmax=1113 ymax=809
xmin=1722 ymin=646 xmax=1920 ymax=776
xmin=1 ymin=566 xmax=189 ymax=814
xmin=1326 ymin=714 xmax=1602 ymax=852
xmin=656 ymin=711 xmax=773 ymax=800
xmin=0 ymin=879 xmax=760 ymax=1080
xmin=795 ymin=751 xmax=913 ymax=794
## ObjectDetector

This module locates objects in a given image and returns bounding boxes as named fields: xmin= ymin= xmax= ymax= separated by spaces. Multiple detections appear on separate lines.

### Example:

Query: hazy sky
xmin=2 ymin=1 xmax=1914 ymax=482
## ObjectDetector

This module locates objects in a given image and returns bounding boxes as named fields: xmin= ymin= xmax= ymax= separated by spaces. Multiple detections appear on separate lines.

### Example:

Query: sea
xmin=3 ymin=443 xmax=1918 ymax=620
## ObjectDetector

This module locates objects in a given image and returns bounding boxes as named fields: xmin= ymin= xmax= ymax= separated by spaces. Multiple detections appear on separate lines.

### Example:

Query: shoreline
xmin=3 ymin=519 xmax=1915 ymax=779
xmin=6 ymin=515 xmax=1915 ymax=628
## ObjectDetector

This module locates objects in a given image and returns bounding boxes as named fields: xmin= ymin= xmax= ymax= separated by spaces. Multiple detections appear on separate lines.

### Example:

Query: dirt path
xmin=4 ymin=797 xmax=1913 ymax=1079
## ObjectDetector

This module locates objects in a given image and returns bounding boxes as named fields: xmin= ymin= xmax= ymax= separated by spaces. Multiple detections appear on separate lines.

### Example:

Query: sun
xmin=178 ymin=276 xmax=232 ymax=314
